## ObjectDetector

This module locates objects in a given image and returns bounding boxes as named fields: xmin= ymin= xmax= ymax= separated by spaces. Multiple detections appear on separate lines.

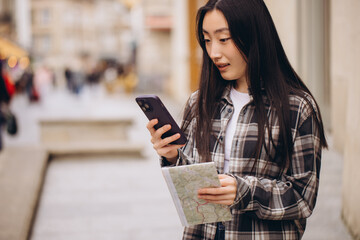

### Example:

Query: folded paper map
xmin=162 ymin=162 xmax=232 ymax=226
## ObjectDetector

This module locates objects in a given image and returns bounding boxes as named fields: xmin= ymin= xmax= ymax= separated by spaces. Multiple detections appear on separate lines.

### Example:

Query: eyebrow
xmin=202 ymin=27 xmax=229 ymax=34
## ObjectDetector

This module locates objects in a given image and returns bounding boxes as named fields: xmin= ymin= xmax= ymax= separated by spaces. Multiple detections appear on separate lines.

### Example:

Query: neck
xmin=235 ymin=79 xmax=248 ymax=93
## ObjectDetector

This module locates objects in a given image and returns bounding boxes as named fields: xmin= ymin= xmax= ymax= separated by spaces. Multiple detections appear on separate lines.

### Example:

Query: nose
xmin=207 ymin=42 xmax=222 ymax=61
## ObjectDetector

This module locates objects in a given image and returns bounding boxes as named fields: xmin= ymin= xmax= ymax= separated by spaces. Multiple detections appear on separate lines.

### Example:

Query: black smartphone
xmin=135 ymin=95 xmax=187 ymax=145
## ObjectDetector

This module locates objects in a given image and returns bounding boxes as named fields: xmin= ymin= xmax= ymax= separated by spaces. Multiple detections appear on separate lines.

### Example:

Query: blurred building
xmin=0 ymin=0 xmax=15 ymax=39
xmin=2 ymin=0 xmax=179 ymax=94
xmin=330 ymin=1 xmax=360 ymax=239
xmin=165 ymin=0 xmax=207 ymax=102
xmin=136 ymin=0 xmax=173 ymax=92
xmin=0 ymin=0 xmax=30 ymax=73
xmin=31 ymin=0 xmax=132 ymax=84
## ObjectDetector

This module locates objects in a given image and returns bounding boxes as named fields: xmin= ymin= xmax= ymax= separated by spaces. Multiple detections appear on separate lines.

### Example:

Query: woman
xmin=147 ymin=0 xmax=327 ymax=239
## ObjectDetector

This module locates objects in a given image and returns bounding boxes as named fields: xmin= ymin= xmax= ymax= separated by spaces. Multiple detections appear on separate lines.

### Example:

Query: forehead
xmin=202 ymin=9 xmax=229 ymax=34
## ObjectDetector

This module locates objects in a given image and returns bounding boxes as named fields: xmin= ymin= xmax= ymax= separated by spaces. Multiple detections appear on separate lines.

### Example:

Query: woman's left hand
xmin=198 ymin=174 xmax=237 ymax=206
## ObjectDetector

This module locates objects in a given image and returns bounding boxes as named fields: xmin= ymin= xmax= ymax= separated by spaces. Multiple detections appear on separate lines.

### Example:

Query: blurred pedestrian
xmin=64 ymin=67 xmax=73 ymax=92
xmin=145 ymin=0 xmax=328 ymax=239
xmin=0 ymin=60 xmax=11 ymax=151
xmin=122 ymin=64 xmax=138 ymax=94
xmin=20 ymin=67 xmax=37 ymax=102
xmin=34 ymin=65 xmax=53 ymax=98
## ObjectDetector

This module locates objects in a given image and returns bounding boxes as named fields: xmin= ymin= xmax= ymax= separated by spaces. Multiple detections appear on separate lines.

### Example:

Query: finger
xmin=198 ymin=187 xmax=228 ymax=195
xmin=218 ymin=174 xmax=228 ymax=179
xmin=156 ymin=144 xmax=183 ymax=156
xmin=198 ymin=182 xmax=237 ymax=195
xmin=198 ymin=193 xmax=234 ymax=201
xmin=219 ymin=179 xmax=236 ymax=188
xmin=153 ymin=133 xmax=184 ymax=151
xmin=154 ymin=142 xmax=184 ymax=154
xmin=198 ymin=193 xmax=235 ymax=206
xmin=153 ymin=124 xmax=172 ymax=139
xmin=219 ymin=175 xmax=236 ymax=187
xmin=201 ymin=199 xmax=234 ymax=206
xmin=146 ymin=119 xmax=158 ymax=134
xmin=155 ymin=133 xmax=182 ymax=147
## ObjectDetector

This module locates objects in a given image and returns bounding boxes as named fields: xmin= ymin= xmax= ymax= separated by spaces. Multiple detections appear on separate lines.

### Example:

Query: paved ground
xmin=1 ymin=86 xmax=353 ymax=240
xmin=302 ymin=142 xmax=352 ymax=240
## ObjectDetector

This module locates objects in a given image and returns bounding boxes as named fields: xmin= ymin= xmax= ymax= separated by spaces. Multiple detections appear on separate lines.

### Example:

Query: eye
xmin=220 ymin=38 xmax=231 ymax=43
xmin=203 ymin=38 xmax=210 ymax=43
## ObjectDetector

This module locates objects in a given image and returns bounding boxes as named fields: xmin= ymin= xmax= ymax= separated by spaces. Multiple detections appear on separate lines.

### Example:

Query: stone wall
xmin=331 ymin=0 xmax=360 ymax=239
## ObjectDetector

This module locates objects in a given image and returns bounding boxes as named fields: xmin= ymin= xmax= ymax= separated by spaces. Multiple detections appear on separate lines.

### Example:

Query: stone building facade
xmin=31 ymin=0 xmax=132 ymax=83
xmin=331 ymin=1 xmax=360 ymax=239
xmin=0 ymin=0 xmax=16 ymax=39
xmin=135 ymin=0 xmax=173 ymax=92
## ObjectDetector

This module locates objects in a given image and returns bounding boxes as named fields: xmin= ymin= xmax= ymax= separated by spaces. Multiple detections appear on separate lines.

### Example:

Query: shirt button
xmin=228 ymin=109 xmax=232 ymax=113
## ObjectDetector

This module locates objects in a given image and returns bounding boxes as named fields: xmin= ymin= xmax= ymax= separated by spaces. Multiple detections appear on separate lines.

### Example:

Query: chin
xmin=221 ymin=75 xmax=235 ymax=81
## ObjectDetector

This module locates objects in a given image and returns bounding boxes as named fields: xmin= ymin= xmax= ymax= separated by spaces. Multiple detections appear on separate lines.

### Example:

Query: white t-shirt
xmin=224 ymin=88 xmax=250 ymax=173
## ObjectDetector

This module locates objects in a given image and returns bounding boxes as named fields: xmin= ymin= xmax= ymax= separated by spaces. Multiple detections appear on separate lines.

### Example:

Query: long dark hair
xmin=183 ymin=0 xmax=327 ymax=169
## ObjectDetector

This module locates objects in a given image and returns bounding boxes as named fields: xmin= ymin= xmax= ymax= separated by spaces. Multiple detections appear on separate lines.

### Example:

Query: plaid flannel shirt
xmin=161 ymin=86 xmax=322 ymax=240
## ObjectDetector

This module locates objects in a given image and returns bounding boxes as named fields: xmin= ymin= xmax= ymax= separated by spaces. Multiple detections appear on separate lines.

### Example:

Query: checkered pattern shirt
xmin=161 ymin=86 xmax=322 ymax=240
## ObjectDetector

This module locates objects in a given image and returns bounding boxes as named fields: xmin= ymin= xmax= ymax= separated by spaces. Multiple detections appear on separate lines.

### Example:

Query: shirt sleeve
xmin=229 ymin=105 xmax=322 ymax=220
xmin=159 ymin=149 xmax=188 ymax=167
xmin=159 ymin=128 xmax=196 ymax=167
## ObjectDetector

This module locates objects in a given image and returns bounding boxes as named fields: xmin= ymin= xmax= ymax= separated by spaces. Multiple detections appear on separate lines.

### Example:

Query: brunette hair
xmin=183 ymin=0 xmax=327 ymax=169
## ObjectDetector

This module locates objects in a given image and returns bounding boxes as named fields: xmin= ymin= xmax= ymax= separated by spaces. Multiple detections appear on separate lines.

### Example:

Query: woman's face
xmin=202 ymin=9 xmax=248 ymax=91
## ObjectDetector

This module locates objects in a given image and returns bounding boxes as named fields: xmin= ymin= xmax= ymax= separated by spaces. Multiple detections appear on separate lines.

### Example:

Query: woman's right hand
xmin=146 ymin=119 xmax=185 ymax=164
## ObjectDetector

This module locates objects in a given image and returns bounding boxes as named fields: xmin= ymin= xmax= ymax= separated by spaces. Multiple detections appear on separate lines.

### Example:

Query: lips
xmin=216 ymin=63 xmax=230 ymax=71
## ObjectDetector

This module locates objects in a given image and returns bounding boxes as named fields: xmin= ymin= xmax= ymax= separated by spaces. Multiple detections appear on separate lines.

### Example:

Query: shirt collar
xmin=221 ymin=85 xmax=233 ymax=104
xmin=221 ymin=84 xmax=254 ymax=105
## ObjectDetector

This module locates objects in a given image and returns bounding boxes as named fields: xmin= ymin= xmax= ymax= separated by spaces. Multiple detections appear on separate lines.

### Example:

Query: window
xmin=40 ymin=8 xmax=51 ymax=25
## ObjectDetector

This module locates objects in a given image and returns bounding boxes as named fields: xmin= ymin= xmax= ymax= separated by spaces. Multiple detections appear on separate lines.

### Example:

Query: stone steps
xmin=0 ymin=142 xmax=144 ymax=240
xmin=39 ymin=117 xmax=144 ymax=157
xmin=46 ymin=141 xmax=144 ymax=158
xmin=0 ymin=147 xmax=48 ymax=240
xmin=39 ymin=117 xmax=134 ymax=143
xmin=0 ymin=116 xmax=145 ymax=240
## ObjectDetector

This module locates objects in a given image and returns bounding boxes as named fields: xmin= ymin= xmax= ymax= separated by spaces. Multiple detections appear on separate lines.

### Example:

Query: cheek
xmin=228 ymin=48 xmax=243 ymax=63
xmin=232 ymin=57 xmax=247 ymax=80
xmin=235 ymin=55 xmax=247 ymax=72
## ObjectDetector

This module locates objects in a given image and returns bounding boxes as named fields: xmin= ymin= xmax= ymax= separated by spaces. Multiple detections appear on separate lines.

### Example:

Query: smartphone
xmin=135 ymin=95 xmax=187 ymax=145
